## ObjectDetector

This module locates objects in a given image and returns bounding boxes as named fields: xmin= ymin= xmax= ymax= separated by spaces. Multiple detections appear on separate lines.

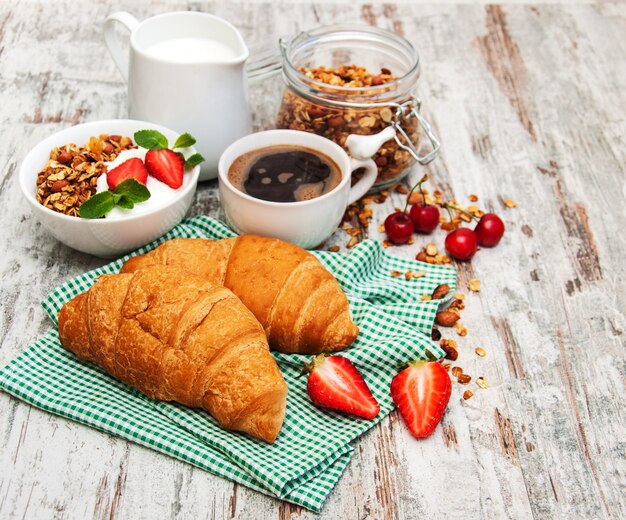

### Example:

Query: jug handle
xmin=104 ymin=12 xmax=140 ymax=81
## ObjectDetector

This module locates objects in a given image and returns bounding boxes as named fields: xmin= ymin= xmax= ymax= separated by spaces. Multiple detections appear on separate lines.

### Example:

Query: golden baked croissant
xmin=58 ymin=266 xmax=288 ymax=443
xmin=121 ymin=235 xmax=359 ymax=354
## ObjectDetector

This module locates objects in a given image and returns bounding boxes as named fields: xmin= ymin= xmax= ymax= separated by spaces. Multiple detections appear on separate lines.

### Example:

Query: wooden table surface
xmin=1 ymin=1 xmax=624 ymax=519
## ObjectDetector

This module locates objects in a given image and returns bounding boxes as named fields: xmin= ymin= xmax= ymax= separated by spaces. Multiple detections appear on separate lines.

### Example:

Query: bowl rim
xmin=20 ymin=119 xmax=200 ymax=225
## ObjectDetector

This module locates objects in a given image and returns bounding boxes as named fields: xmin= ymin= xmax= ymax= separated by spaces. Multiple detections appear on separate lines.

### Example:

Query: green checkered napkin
xmin=0 ymin=216 xmax=456 ymax=512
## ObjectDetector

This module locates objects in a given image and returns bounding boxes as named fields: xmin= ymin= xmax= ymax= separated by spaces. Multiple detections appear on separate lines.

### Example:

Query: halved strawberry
xmin=304 ymin=354 xmax=380 ymax=419
xmin=106 ymin=157 xmax=148 ymax=190
xmin=390 ymin=361 xmax=451 ymax=438
xmin=144 ymin=149 xmax=184 ymax=189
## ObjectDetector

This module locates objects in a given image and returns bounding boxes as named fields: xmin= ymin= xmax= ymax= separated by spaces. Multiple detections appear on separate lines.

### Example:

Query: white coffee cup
xmin=104 ymin=11 xmax=252 ymax=181
xmin=218 ymin=130 xmax=380 ymax=249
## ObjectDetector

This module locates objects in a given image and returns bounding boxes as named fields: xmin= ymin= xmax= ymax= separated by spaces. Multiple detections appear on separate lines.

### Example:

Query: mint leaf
xmin=116 ymin=196 xmax=135 ymax=209
xmin=79 ymin=191 xmax=115 ymax=219
xmin=79 ymin=180 xmax=151 ymax=218
xmin=173 ymin=133 xmax=196 ymax=149
xmin=114 ymin=179 xmax=151 ymax=203
xmin=185 ymin=153 xmax=205 ymax=167
xmin=134 ymin=129 xmax=168 ymax=151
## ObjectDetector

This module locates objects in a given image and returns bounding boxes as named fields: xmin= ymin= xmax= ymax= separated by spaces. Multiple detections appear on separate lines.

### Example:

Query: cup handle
xmin=347 ymin=157 xmax=378 ymax=205
xmin=103 ymin=11 xmax=140 ymax=81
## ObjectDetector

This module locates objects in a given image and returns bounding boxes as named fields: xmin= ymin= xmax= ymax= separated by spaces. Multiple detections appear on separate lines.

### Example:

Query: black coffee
xmin=228 ymin=145 xmax=342 ymax=203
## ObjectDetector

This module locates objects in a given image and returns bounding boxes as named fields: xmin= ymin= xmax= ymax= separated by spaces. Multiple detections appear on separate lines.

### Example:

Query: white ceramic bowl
xmin=20 ymin=119 xmax=200 ymax=258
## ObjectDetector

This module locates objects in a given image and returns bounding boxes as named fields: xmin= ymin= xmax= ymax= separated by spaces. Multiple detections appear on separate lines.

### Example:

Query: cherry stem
xmin=443 ymin=203 xmax=479 ymax=221
xmin=403 ymin=174 xmax=428 ymax=215
xmin=442 ymin=203 xmax=458 ymax=231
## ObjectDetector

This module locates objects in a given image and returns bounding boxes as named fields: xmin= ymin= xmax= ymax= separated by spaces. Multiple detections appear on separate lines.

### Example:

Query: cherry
xmin=474 ymin=213 xmax=505 ymax=247
xmin=409 ymin=203 xmax=440 ymax=233
xmin=445 ymin=228 xmax=478 ymax=261
xmin=384 ymin=212 xmax=414 ymax=244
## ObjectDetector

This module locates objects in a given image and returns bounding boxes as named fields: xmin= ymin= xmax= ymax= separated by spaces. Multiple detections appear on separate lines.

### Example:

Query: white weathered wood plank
xmin=1 ymin=1 xmax=624 ymax=519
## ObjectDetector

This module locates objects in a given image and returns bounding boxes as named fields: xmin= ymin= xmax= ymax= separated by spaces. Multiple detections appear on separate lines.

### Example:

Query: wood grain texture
xmin=1 ymin=1 xmax=625 ymax=519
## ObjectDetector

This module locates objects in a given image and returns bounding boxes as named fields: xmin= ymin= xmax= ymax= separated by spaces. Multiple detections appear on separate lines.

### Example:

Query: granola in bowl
xmin=35 ymin=135 xmax=136 ymax=217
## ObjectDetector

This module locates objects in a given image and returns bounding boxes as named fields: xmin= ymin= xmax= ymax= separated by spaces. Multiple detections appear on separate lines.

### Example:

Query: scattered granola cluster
xmin=276 ymin=65 xmax=418 ymax=185
xmin=36 ymin=135 xmax=135 ymax=216
xmin=430 ymin=284 xmax=490 ymax=400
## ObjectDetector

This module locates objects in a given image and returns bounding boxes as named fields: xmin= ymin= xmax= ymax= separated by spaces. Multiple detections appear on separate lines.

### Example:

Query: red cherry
xmin=445 ymin=228 xmax=478 ymax=261
xmin=474 ymin=213 xmax=505 ymax=247
xmin=384 ymin=212 xmax=414 ymax=244
xmin=409 ymin=204 xmax=440 ymax=233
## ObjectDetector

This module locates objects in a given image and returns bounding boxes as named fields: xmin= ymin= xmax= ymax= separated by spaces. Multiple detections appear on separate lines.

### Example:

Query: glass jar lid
xmin=280 ymin=24 xmax=420 ymax=108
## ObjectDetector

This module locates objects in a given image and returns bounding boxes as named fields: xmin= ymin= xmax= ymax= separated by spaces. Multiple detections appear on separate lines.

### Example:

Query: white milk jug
xmin=104 ymin=11 xmax=253 ymax=180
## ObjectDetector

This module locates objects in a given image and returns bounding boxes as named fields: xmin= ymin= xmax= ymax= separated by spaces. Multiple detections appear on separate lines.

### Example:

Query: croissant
xmin=121 ymin=235 xmax=359 ymax=354
xmin=58 ymin=266 xmax=288 ymax=443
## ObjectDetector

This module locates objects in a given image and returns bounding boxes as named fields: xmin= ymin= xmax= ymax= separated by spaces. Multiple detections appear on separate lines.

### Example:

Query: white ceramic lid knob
xmin=345 ymin=126 xmax=397 ymax=160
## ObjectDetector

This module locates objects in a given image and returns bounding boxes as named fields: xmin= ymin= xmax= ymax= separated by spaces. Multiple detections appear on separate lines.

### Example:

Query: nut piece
xmin=440 ymin=343 xmax=458 ymax=361
xmin=431 ymin=283 xmax=450 ymax=300
xmin=416 ymin=251 xmax=428 ymax=262
xmin=425 ymin=243 xmax=438 ymax=256
xmin=463 ymin=390 xmax=474 ymax=400
xmin=435 ymin=310 xmax=461 ymax=327
xmin=57 ymin=151 xmax=72 ymax=165
xmin=451 ymin=366 xmax=463 ymax=377
xmin=475 ymin=347 xmax=486 ymax=357
xmin=504 ymin=198 xmax=517 ymax=208
xmin=455 ymin=323 xmax=468 ymax=337
xmin=327 ymin=245 xmax=340 ymax=252
xmin=390 ymin=270 xmax=402 ymax=277
xmin=50 ymin=180 xmax=69 ymax=193
xmin=476 ymin=377 xmax=488 ymax=389
xmin=457 ymin=374 xmax=472 ymax=384
xmin=431 ymin=327 xmax=442 ymax=341
xmin=468 ymin=278 xmax=481 ymax=292
xmin=328 ymin=116 xmax=345 ymax=127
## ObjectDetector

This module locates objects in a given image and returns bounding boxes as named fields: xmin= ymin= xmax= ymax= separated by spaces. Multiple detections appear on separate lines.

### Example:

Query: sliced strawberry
xmin=106 ymin=157 xmax=148 ymax=190
xmin=390 ymin=361 xmax=451 ymax=438
xmin=304 ymin=354 xmax=380 ymax=419
xmin=144 ymin=149 xmax=184 ymax=189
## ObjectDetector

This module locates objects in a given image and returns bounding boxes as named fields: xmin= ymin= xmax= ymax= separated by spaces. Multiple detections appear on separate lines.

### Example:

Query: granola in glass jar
xmin=275 ymin=24 xmax=439 ymax=192
xmin=276 ymin=65 xmax=418 ymax=186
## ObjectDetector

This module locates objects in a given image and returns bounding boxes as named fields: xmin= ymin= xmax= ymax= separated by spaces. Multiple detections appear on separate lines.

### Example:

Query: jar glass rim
xmin=280 ymin=23 xmax=420 ymax=100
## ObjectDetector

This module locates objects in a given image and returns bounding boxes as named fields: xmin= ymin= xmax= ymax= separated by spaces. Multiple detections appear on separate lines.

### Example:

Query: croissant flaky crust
xmin=121 ymin=235 xmax=360 ymax=354
xmin=58 ymin=266 xmax=288 ymax=443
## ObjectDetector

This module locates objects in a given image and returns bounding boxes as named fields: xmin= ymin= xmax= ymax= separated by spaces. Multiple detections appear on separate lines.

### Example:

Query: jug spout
xmin=207 ymin=15 xmax=248 ymax=65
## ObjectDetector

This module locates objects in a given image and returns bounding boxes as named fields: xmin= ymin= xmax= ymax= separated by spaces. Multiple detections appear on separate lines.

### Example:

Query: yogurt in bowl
xmin=19 ymin=119 xmax=201 ymax=258
xmin=94 ymin=147 xmax=192 ymax=219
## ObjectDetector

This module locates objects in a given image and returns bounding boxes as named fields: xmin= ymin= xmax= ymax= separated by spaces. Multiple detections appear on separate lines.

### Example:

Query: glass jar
xmin=275 ymin=24 xmax=440 ymax=191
